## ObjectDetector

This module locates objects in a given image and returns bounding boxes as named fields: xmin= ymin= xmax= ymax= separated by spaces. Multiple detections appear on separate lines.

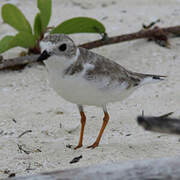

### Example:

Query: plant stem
xmin=0 ymin=25 xmax=180 ymax=70
xmin=79 ymin=25 xmax=180 ymax=49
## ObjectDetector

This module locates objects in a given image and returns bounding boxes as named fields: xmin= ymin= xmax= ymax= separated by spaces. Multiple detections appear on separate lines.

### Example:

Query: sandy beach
xmin=0 ymin=0 xmax=180 ymax=179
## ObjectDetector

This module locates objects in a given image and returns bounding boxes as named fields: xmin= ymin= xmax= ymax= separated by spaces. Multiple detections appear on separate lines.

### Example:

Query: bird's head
xmin=37 ymin=34 xmax=78 ymax=66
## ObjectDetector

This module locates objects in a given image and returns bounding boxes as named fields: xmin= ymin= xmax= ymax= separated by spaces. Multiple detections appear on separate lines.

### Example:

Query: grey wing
xmin=83 ymin=56 xmax=134 ymax=90
xmin=81 ymin=48 xmax=165 ymax=89
xmin=64 ymin=48 xmax=165 ymax=91
xmin=77 ymin=48 xmax=164 ymax=90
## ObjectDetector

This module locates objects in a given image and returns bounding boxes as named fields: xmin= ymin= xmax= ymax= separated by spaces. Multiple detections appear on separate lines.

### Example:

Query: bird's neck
xmin=44 ymin=48 xmax=80 ymax=75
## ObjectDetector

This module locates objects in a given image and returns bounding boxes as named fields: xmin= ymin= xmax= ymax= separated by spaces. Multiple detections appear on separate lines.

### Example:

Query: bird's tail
xmin=139 ymin=73 xmax=166 ymax=86
xmin=129 ymin=71 xmax=166 ymax=86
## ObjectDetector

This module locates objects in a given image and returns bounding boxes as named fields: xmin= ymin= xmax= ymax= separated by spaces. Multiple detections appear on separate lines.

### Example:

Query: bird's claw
xmin=74 ymin=144 xmax=83 ymax=150
xmin=87 ymin=142 xmax=99 ymax=149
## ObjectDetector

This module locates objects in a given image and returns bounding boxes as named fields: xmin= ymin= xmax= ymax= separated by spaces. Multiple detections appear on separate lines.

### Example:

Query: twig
xmin=79 ymin=25 xmax=180 ymax=49
xmin=17 ymin=143 xmax=41 ymax=154
xmin=0 ymin=54 xmax=39 ymax=70
xmin=0 ymin=25 xmax=180 ymax=70
xmin=17 ymin=144 xmax=30 ymax=155
xmin=18 ymin=130 xmax=32 ymax=138
xmin=137 ymin=112 xmax=180 ymax=135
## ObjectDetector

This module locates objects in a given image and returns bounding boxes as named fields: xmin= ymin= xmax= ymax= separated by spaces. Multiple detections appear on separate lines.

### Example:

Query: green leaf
xmin=50 ymin=17 xmax=106 ymax=34
xmin=2 ymin=4 xmax=32 ymax=33
xmin=0 ymin=35 xmax=14 ymax=53
xmin=9 ymin=32 xmax=36 ymax=49
xmin=37 ymin=0 xmax=52 ymax=32
xmin=34 ymin=13 xmax=42 ymax=39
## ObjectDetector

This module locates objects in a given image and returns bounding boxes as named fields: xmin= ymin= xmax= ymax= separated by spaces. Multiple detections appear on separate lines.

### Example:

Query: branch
xmin=137 ymin=113 xmax=180 ymax=135
xmin=10 ymin=157 xmax=180 ymax=180
xmin=0 ymin=54 xmax=39 ymax=70
xmin=79 ymin=25 xmax=180 ymax=49
xmin=1 ymin=25 xmax=180 ymax=70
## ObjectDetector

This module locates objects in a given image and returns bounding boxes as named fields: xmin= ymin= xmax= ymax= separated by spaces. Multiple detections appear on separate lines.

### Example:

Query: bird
xmin=37 ymin=34 xmax=165 ymax=149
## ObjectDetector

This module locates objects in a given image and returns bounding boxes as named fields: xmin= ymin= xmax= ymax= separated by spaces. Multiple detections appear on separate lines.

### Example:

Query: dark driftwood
xmin=79 ymin=25 xmax=180 ymax=49
xmin=0 ymin=54 xmax=39 ymax=70
xmin=0 ymin=25 xmax=180 ymax=70
xmin=137 ymin=115 xmax=180 ymax=135
xmin=11 ymin=157 xmax=180 ymax=180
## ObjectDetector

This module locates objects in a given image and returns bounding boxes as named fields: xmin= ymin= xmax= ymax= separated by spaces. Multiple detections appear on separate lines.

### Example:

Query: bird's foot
xmin=87 ymin=142 xmax=99 ymax=149
xmin=74 ymin=144 xmax=83 ymax=150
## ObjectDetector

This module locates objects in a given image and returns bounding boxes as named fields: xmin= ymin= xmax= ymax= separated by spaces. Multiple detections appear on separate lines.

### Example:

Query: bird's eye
xmin=59 ymin=43 xmax=67 ymax=51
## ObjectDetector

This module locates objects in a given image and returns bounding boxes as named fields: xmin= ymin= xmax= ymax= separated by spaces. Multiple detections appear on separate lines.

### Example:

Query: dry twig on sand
xmin=18 ymin=130 xmax=32 ymax=138
xmin=0 ymin=25 xmax=180 ymax=70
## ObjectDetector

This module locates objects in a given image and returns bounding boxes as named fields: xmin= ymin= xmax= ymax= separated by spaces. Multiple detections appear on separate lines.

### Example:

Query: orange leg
xmin=87 ymin=110 xmax=109 ymax=149
xmin=74 ymin=106 xmax=86 ymax=149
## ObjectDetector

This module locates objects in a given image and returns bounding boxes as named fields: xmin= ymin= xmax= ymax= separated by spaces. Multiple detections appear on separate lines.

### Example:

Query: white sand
xmin=0 ymin=0 xmax=180 ymax=178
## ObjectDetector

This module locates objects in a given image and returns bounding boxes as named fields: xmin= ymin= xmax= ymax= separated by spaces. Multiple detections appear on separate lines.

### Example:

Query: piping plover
xmin=37 ymin=34 xmax=165 ymax=149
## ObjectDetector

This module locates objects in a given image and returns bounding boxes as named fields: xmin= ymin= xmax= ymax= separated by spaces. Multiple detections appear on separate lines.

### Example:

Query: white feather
xmin=140 ymin=77 xmax=162 ymax=86
xmin=81 ymin=63 xmax=95 ymax=75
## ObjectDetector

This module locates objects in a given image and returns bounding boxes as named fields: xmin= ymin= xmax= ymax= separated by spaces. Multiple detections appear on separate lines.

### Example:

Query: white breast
xmin=45 ymin=58 xmax=136 ymax=107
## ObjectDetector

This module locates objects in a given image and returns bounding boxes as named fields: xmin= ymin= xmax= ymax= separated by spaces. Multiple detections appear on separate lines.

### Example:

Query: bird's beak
xmin=37 ymin=50 xmax=50 ymax=61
